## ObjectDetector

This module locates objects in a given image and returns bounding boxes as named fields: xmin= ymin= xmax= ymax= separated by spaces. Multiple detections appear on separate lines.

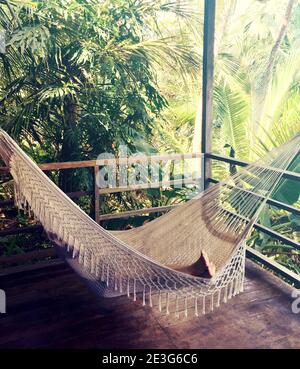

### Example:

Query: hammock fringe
xmin=0 ymin=129 xmax=299 ymax=317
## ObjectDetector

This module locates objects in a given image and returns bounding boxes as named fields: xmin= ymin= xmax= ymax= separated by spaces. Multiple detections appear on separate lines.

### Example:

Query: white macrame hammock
xmin=0 ymin=129 xmax=299 ymax=317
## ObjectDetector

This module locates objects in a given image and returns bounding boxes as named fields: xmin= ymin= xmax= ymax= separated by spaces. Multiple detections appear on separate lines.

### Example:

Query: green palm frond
xmin=214 ymin=84 xmax=250 ymax=159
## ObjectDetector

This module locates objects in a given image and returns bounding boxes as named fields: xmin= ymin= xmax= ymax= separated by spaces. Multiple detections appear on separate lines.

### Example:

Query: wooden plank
xmin=99 ymin=178 xmax=200 ymax=195
xmin=0 ymin=191 xmax=91 ymax=209
xmin=0 ymin=224 xmax=43 ymax=236
xmin=0 ymin=153 xmax=202 ymax=174
xmin=92 ymin=166 xmax=100 ymax=223
xmin=99 ymin=205 xmax=178 ymax=221
xmin=39 ymin=160 xmax=96 ymax=171
xmin=96 ymin=152 xmax=201 ymax=167
xmin=201 ymin=0 xmax=216 ymax=189
xmin=0 ymin=166 xmax=9 ymax=174
xmin=0 ymin=248 xmax=55 ymax=267
xmin=0 ymin=199 xmax=14 ymax=207
xmin=67 ymin=190 xmax=92 ymax=199
xmin=0 ymin=259 xmax=62 ymax=277
xmin=0 ymin=260 xmax=299 ymax=349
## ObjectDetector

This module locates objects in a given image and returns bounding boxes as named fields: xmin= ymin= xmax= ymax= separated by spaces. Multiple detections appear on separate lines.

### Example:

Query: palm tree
xmin=0 ymin=0 xmax=200 ymax=191
xmin=213 ymin=0 xmax=300 ymax=160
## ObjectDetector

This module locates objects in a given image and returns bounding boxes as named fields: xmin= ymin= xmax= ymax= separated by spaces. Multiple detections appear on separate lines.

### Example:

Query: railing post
xmin=200 ymin=153 xmax=206 ymax=192
xmin=92 ymin=165 xmax=100 ymax=223
xmin=201 ymin=0 xmax=216 ymax=189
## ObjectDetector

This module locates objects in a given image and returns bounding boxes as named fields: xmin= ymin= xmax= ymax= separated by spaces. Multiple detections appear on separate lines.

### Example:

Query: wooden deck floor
xmin=0 ymin=259 xmax=299 ymax=349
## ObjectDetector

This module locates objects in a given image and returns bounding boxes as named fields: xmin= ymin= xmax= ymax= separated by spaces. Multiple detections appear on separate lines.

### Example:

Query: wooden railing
xmin=1 ymin=151 xmax=300 ymax=288
xmin=207 ymin=153 xmax=300 ymax=287
xmin=0 ymin=152 xmax=202 ymax=235
xmin=0 ymin=153 xmax=201 ymax=226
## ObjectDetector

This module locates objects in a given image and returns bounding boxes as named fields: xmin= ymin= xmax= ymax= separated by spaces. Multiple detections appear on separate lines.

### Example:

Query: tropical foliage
xmin=0 ymin=0 xmax=200 ymax=192
xmin=211 ymin=0 xmax=300 ymax=277
xmin=153 ymin=0 xmax=300 ymax=277
xmin=0 ymin=0 xmax=300 ymax=278
xmin=0 ymin=0 xmax=201 ymax=258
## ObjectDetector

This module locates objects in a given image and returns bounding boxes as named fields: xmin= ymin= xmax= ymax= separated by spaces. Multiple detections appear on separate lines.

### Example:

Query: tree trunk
xmin=59 ymin=96 xmax=81 ymax=193
xmin=265 ymin=0 xmax=295 ymax=87
xmin=192 ymin=0 xmax=236 ymax=155
xmin=214 ymin=0 xmax=237 ymax=56
xmin=255 ymin=0 xmax=295 ymax=117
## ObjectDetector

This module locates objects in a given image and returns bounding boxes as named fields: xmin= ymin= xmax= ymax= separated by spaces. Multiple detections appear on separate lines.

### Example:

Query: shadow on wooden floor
xmin=0 ymin=259 xmax=299 ymax=349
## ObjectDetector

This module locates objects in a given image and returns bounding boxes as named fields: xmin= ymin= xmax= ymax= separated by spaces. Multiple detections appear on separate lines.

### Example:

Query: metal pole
xmin=201 ymin=0 xmax=216 ymax=190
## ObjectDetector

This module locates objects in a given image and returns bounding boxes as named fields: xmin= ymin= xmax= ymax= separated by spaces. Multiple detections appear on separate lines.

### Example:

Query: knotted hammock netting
xmin=0 ymin=129 xmax=299 ymax=317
